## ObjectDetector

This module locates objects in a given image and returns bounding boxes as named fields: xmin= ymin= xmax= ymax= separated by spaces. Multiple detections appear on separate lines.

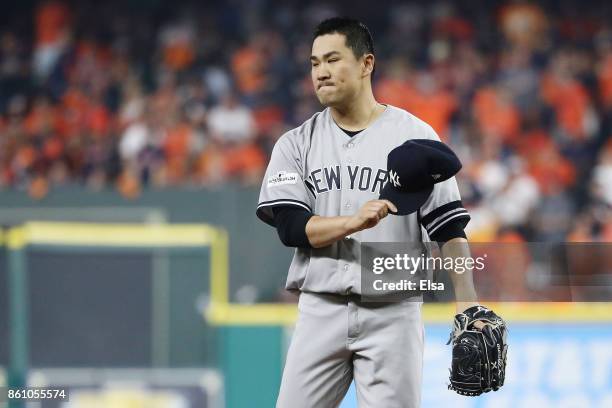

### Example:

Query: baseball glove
xmin=447 ymin=305 xmax=508 ymax=396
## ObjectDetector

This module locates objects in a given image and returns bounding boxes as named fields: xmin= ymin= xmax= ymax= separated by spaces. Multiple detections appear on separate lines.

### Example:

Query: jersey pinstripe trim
xmin=425 ymin=208 xmax=468 ymax=231
xmin=427 ymin=212 xmax=470 ymax=235
xmin=420 ymin=200 xmax=470 ymax=236
xmin=258 ymin=199 xmax=312 ymax=212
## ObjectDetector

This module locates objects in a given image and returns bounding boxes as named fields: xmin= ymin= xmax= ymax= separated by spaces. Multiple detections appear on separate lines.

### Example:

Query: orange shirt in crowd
xmin=375 ymin=79 xmax=457 ymax=139
xmin=24 ymin=104 xmax=61 ymax=137
xmin=60 ymin=87 xmax=89 ymax=138
xmin=515 ymin=130 xmax=576 ymax=191
xmin=86 ymin=104 xmax=111 ymax=137
xmin=472 ymin=86 xmax=520 ymax=142
xmin=43 ymin=137 xmax=64 ymax=161
xmin=375 ymin=78 xmax=414 ymax=113
xmin=163 ymin=123 xmax=191 ymax=160
xmin=36 ymin=1 xmax=70 ymax=45
xmin=409 ymin=90 xmax=457 ymax=140
xmin=541 ymin=73 xmax=591 ymax=139
xmin=231 ymin=46 xmax=266 ymax=94
xmin=75 ymin=40 xmax=111 ymax=61
xmin=224 ymin=143 xmax=265 ymax=177
xmin=162 ymin=122 xmax=193 ymax=182
xmin=515 ymin=129 xmax=551 ymax=156
xmin=528 ymin=149 xmax=576 ymax=192
xmin=193 ymin=142 xmax=264 ymax=183
xmin=60 ymin=87 xmax=112 ymax=139
xmin=164 ymin=45 xmax=194 ymax=71
xmin=61 ymin=86 xmax=90 ymax=112
xmin=163 ymin=40 xmax=195 ymax=71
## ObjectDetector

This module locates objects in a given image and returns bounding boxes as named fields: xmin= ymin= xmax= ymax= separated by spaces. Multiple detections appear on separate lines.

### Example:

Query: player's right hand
xmin=346 ymin=199 xmax=398 ymax=232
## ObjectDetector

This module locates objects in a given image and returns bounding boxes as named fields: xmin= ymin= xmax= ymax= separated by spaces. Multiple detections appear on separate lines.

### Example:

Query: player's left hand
xmin=456 ymin=302 xmax=485 ymax=330
xmin=447 ymin=305 xmax=508 ymax=396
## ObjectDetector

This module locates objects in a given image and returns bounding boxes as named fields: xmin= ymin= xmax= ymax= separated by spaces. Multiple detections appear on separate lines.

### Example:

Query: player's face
xmin=310 ymin=33 xmax=365 ymax=107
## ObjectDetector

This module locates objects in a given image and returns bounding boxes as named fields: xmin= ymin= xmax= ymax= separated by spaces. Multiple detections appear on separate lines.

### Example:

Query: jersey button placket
xmin=342 ymin=139 xmax=356 ymax=215
xmin=339 ymin=138 xmax=356 ymax=284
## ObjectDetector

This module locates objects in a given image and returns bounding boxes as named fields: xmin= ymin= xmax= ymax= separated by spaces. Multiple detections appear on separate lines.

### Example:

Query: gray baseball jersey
xmin=256 ymin=104 xmax=469 ymax=295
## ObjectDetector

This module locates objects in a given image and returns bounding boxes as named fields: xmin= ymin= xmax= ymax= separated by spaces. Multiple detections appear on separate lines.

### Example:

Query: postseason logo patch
xmin=267 ymin=171 xmax=298 ymax=188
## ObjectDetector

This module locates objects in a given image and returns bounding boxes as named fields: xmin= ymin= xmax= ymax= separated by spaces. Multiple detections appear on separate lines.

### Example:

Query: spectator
xmin=33 ymin=0 xmax=71 ymax=80
xmin=541 ymin=50 xmax=598 ymax=141
xmin=208 ymin=92 xmax=255 ymax=144
xmin=472 ymin=84 xmax=520 ymax=143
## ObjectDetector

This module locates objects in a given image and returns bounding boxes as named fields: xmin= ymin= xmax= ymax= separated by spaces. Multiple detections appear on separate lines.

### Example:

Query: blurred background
xmin=0 ymin=0 xmax=611 ymax=407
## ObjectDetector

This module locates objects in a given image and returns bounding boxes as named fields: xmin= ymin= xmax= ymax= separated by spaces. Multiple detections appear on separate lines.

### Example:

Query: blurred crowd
xmin=1 ymin=0 xmax=612 ymax=242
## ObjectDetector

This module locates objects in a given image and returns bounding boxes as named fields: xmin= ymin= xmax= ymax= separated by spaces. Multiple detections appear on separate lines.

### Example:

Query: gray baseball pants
xmin=276 ymin=291 xmax=424 ymax=408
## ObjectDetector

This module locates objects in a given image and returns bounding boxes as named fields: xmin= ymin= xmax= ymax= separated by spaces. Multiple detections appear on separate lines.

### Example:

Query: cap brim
xmin=379 ymin=184 xmax=434 ymax=215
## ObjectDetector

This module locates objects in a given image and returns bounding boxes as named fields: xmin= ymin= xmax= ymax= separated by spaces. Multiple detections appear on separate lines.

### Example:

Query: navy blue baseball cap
xmin=379 ymin=139 xmax=462 ymax=215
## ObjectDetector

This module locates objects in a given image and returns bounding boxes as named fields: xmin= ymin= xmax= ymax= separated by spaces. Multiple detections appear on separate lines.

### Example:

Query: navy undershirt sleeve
xmin=272 ymin=205 xmax=314 ymax=248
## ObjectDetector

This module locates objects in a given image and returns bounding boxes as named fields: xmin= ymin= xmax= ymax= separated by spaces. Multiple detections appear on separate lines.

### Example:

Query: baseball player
xmin=256 ymin=17 xmax=486 ymax=408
